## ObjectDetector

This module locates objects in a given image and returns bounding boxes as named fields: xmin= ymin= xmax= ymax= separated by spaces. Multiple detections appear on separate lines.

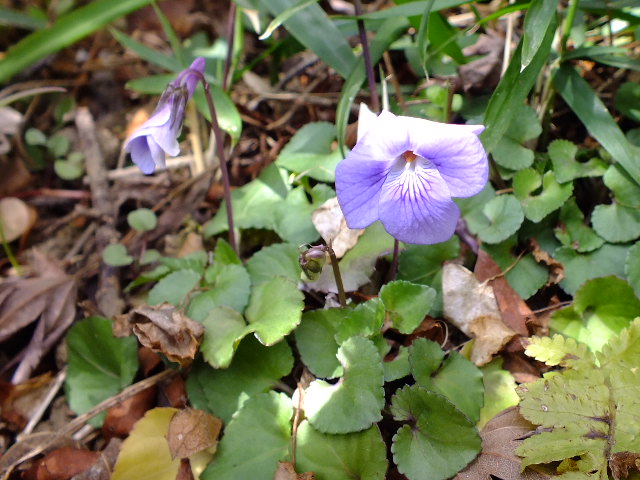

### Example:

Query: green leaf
xmin=295 ymin=308 xmax=346 ymax=378
xmin=192 ymin=84 xmax=242 ymax=143
xmin=521 ymin=0 xmax=557 ymax=69
xmin=409 ymin=339 xmax=484 ymax=423
xmin=296 ymin=422 xmax=388 ymax=480
xmin=148 ymin=269 xmax=201 ymax=306
xmin=25 ymin=128 xmax=47 ymax=146
xmin=614 ymin=82 xmax=640 ymax=122
xmin=480 ymin=14 xmax=557 ymax=153
xmin=600 ymin=164 xmax=640 ymax=207
xmin=554 ymin=243 xmax=628 ymax=296
xmin=54 ymin=159 xmax=84 ymax=180
xmin=380 ymin=281 xmax=436 ymax=334
xmin=258 ymin=0 xmax=355 ymax=78
xmin=478 ymin=358 xmax=519 ymax=429
xmin=204 ymin=238 xmax=242 ymax=284
xmin=625 ymin=241 xmax=640 ymax=298
xmin=0 ymin=0 xmax=156 ymax=84
xmin=525 ymin=334 xmax=595 ymax=368
xmin=186 ymin=264 xmax=251 ymax=321
xmin=245 ymin=276 xmax=304 ymax=345
xmin=591 ymin=202 xmax=640 ymax=243
xmin=0 ymin=6 xmax=47 ymax=30
xmin=103 ymin=243 xmax=133 ymax=267
xmin=513 ymin=169 xmax=573 ymax=222
xmin=259 ymin=0 xmax=320 ymax=40
xmin=186 ymin=337 xmax=294 ymax=423
xmin=491 ymin=104 xmax=541 ymax=170
xmin=200 ymin=306 xmax=249 ymax=369
xmin=390 ymin=385 xmax=481 ymax=480
xmin=554 ymin=198 xmax=604 ymax=253
xmin=204 ymin=164 xmax=288 ymax=236
xmin=305 ymin=336 xmax=384 ymax=434
xmin=273 ymin=186 xmax=332 ymax=245
xmin=548 ymin=139 xmax=607 ymax=183
xmin=551 ymin=276 xmax=640 ymax=352
xmin=65 ymin=316 xmax=138 ymax=427
xmin=334 ymin=298 xmax=385 ymax=344
xmin=201 ymin=392 xmax=292 ymax=480
xmin=553 ymin=64 xmax=640 ymax=186
xmin=110 ymin=28 xmax=180 ymax=72
xmin=127 ymin=208 xmax=158 ymax=232
xmin=467 ymin=194 xmax=524 ymax=244
xmin=246 ymin=242 xmax=302 ymax=287
xmin=47 ymin=134 xmax=70 ymax=157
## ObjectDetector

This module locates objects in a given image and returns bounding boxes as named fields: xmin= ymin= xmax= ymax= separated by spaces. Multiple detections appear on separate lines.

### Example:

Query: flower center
xmin=403 ymin=150 xmax=417 ymax=163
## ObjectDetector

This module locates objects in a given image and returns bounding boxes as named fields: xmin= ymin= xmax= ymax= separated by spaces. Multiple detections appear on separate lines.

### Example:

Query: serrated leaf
xmin=102 ymin=243 xmax=133 ymax=267
xmin=127 ymin=208 xmax=157 ymax=232
xmin=273 ymin=185 xmax=333 ymax=245
xmin=391 ymin=385 xmax=481 ymax=480
xmin=296 ymin=421 xmax=388 ymax=480
xmin=246 ymin=242 xmax=302 ymax=287
xmin=491 ymin=105 xmax=540 ymax=170
xmin=513 ymin=169 xmax=573 ymax=222
xmin=334 ymin=298 xmax=385 ymax=344
xmin=384 ymin=347 xmax=412 ymax=382
xmin=467 ymin=194 xmax=524 ymax=244
xmin=245 ymin=276 xmax=304 ymax=345
xmin=148 ymin=269 xmax=201 ymax=306
xmin=554 ymin=244 xmax=628 ymax=296
xmin=201 ymin=392 xmax=292 ymax=480
xmin=601 ymin=164 xmax=640 ymax=207
xmin=517 ymin=320 xmax=640 ymax=477
xmin=305 ymin=336 xmax=384 ymax=434
xmin=410 ymin=339 xmax=484 ymax=423
xmin=525 ymin=335 xmax=595 ymax=369
xmin=554 ymin=198 xmax=604 ymax=252
xmin=186 ymin=264 xmax=251 ymax=321
xmin=548 ymin=139 xmax=607 ymax=183
xmin=186 ymin=337 xmax=293 ymax=423
xmin=379 ymin=281 xmax=435 ymax=334
xmin=397 ymin=237 xmax=460 ymax=316
xmin=551 ymin=276 xmax=640 ymax=352
xmin=65 ymin=316 xmax=138 ymax=427
xmin=295 ymin=308 xmax=346 ymax=378
xmin=159 ymin=251 xmax=208 ymax=274
xmin=200 ymin=306 xmax=250 ymax=369
xmin=591 ymin=202 xmax=640 ymax=243
xmin=111 ymin=408 xmax=180 ymax=480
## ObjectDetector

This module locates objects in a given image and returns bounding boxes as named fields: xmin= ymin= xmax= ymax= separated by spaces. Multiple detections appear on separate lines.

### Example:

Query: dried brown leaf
xmin=455 ymin=407 xmax=551 ymax=480
xmin=166 ymin=408 xmax=222 ymax=460
xmin=102 ymin=386 xmax=157 ymax=439
xmin=529 ymin=238 xmax=564 ymax=286
xmin=274 ymin=462 xmax=317 ymax=480
xmin=610 ymin=452 xmax=640 ymax=480
xmin=128 ymin=304 xmax=204 ymax=367
xmin=0 ymin=197 xmax=37 ymax=242
xmin=0 ymin=373 xmax=54 ymax=431
xmin=443 ymin=263 xmax=517 ymax=365
xmin=311 ymin=197 xmax=363 ymax=258
xmin=474 ymin=250 xmax=531 ymax=336
xmin=24 ymin=447 xmax=100 ymax=480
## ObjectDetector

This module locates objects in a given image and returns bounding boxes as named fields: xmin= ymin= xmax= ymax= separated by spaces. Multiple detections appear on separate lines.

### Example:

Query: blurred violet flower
xmin=125 ymin=57 xmax=206 ymax=174
xmin=336 ymin=106 xmax=488 ymax=244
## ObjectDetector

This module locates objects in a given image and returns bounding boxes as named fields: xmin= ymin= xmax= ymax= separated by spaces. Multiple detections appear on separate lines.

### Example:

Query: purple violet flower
xmin=125 ymin=57 xmax=206 ymax=174
xmin=335 ymin=108 xmax=488 ymax=244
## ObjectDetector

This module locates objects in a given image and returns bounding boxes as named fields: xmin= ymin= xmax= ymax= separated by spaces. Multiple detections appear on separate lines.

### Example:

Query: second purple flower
xmin=335 ymin=109 xmax=488 ymax=244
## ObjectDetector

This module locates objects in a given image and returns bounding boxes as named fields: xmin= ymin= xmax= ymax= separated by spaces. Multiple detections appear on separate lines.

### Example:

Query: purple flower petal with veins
xmin=125 ymin=57 xmax=206 ymax=174
xmin=335 ymin=110 xmax=488 ymax=244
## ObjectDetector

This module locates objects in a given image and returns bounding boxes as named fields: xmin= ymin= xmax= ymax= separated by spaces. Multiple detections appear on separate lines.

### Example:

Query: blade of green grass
xmin=110 ymin=28 xmax=181 ymax=72
xmin=553 ymin=64 xmax=640 ymax=185
xmin=521 ymin=0 xmax=557 ymax=70
xmin=0 ymin=0 xmax=156 ymax=84
xmin=257 ymin=0 xmax=356 ymax=78
xmin=0 ymin=6 xmax=47 ymax=30
xmin=480 ymin=15 xmax=556 ymax=153
xmin=259 ymin=0 xmax=320 ymax=40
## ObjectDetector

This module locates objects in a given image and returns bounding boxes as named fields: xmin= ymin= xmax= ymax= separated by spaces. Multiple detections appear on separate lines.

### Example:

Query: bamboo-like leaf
xmin=521 ymin=0 xmax=557 ymax=70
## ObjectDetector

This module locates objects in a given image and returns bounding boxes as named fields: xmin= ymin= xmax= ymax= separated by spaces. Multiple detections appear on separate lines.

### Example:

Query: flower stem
xmin=354 ymin=0 xmax=379 ymax=113
xmin=326 ymin=243 xmax=347 ymax=307
xmin=202 ymin=82 xmax=238 ymax=254
xmin=388 ymin=238 xmax=400 ymax=282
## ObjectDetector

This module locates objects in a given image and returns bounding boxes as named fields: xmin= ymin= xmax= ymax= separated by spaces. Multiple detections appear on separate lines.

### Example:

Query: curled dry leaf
xmin=0 ymin=372 xmax=54 ymax=430
xmin=167 ymin=408 xmax=222 ymax=460
xmin=0 ymin=197 xmax=37 ymax=243
xmin=311 ymin=197 xmax=363 ymax=258
xmin=455 ymin=407 xmax=551 ymax=480
xmin=274 ymin=462 xmax=317 ymax=480
xmin=443 ymin=263 xmax=517 ymax=366
xmin=128 ymin=304 xmax=204 ymax=367
xmin=610 ymin=452 xmax=640 ymax=480
xmin=24 ymin=447 xmax=100 ymax=480
xmin=102 ymin=386 xmax=157 ymax=439
xmin=0 ymin=250 xmax=77 ymax=383
xmin=529 ymin=238 xmax=564 ymax=286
